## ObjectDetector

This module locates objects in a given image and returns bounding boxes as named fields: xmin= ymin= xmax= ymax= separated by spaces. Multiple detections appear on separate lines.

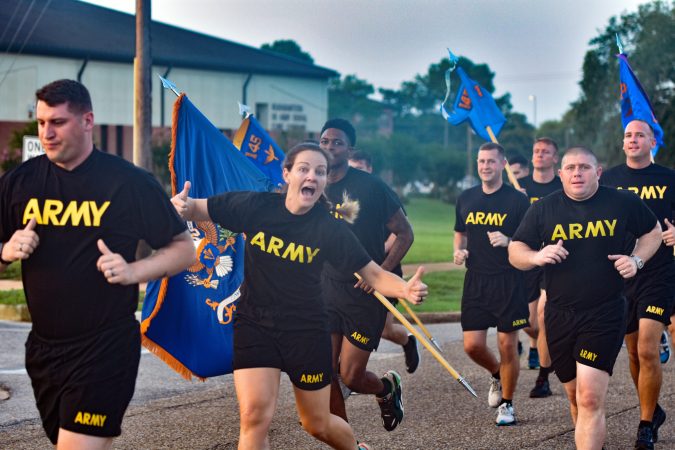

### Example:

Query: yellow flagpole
xmin=485 ymin=125 xmax=521 ymax=191
xmin=354 ymin=274 xmax=477 ymax=397
xmin=397 ymin=298 xmax=443 ymax=353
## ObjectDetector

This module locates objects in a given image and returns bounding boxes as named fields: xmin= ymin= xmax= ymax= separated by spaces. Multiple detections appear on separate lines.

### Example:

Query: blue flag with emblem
xmin=141 ymin=94 xmax=270 ymax=380
xmin=233 ymin=111 xmax=286 ymax=189
xmin=617 ymin=53 xmax=664 ymax=157
xmin=441 ymin=61 xmax=506 ymax=142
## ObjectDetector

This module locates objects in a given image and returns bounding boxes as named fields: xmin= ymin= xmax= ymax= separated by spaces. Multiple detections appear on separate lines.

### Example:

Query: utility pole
xmin=466 ymin=124 xmax=473 ymax=177
xmin=134 ymin=0 xmax=152 ymax=170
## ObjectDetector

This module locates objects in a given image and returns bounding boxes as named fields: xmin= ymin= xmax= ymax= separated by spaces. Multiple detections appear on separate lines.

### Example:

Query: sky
xmin=84 ymin=0 xmax=650 ymax=126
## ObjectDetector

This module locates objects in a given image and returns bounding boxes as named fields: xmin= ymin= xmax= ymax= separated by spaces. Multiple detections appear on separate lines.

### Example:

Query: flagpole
xmin=397 ymin=298 xmax=444 ymax=353
xmin=485 ymin=125 xmax=522 ymax=191
xmin=355 ymin=274 xmax=477 ymax=398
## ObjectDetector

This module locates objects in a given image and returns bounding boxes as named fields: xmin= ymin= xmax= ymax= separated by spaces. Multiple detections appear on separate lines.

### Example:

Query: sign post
xmin=22 ymin=136 xmax=44 ymax=162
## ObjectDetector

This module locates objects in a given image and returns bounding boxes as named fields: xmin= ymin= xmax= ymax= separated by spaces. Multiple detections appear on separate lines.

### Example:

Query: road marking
xmin=0 ymin=368 xmax=27 ymax=375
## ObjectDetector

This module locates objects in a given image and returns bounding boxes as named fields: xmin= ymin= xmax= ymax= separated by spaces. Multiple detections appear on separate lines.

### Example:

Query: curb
xmin=0 ymin=305 xmax=461 ymax=324
xmin=402 ymin=312 xmax=460 ymax=324
xmin=0 ymin=304 xmax=31 ymax=322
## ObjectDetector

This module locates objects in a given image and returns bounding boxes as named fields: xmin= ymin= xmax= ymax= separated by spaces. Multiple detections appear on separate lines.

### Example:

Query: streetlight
xmin=528 ymin=94 xmax=537 ymax=130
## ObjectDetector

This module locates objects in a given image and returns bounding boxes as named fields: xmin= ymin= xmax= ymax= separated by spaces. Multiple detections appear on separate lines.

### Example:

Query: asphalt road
xmin=2 ymin=319 xmax=675 ymax=449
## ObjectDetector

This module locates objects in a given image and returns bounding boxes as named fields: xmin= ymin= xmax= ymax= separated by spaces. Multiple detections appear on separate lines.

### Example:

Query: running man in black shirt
xmin=0 ymin=80 xmax=195 ymax=448
xmin=454 ymin=143 xmax=530 ymax=426
xmin=172 ymin=142 xmax=427 ymax=450
xmin=601 ymin=119 xmax=675 ymax=449
xmin=508 ymin=154 xmax=530 ymax=179
xmin=518 ymin=138 xmax=563 ymax=398
xmin=348 ymin=151 xmax=420 ymax=375
xmin=509 ymin=146 xmax=662 ymax=450
xmin=320 ymin=119 xmax=414 ymax=432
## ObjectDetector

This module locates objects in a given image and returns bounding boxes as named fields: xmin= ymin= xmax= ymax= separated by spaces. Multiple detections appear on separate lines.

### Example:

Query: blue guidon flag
xmin=141 ymin=94 xmax=270 ymax=380
xmin=233 ymin=111 xmax=286 ymax=190
xmin=617 ymin=53 xmax=665 ymax=157
xmin=441 ymin=53 xmax=506 ymax=142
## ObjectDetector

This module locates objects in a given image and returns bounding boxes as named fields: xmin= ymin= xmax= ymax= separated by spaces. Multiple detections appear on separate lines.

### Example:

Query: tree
xmin=260 ymin=39 xmax=314 ymax=63
xmin=1 ymin=121 xmax=37 ymax=172
xmin=567 ymin=1 xmax=674 ymax=166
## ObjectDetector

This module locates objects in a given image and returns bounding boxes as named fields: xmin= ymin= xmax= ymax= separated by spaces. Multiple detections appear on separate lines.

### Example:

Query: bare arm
xmin=97 ymin=231 xmax=196 ymax=285
xmin=0 ymin=218 xmax=39 ymax=272
xmin=608 ymin=221 xmax=663 ymax=279
xmin=171 ymin=181 xmax=212 ymax=222
xmin=508 ymin=240 xmax=539 ymax=270
xmin=356 ymin=261 xmax=427 ymax=305
xmin=381 ymin=208 xmax=413 ymax=272
xmin=508 ymin=239 xmax=568 ymax=270
xmin=453 ymin=231 xmax=468 ymax=265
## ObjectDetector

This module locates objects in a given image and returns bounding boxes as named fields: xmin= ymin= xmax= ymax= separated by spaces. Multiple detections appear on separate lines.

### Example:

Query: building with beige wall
xmin=0 ymin=0 xmax=337 ymax=164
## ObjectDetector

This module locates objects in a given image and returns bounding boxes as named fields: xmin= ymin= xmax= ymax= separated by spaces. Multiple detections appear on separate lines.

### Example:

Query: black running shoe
xmin=635 ymin=424 xmax=654 ymax=450
xmin=652 ymin=403 xmax=666 ymax=443
xmin=403 ymin=334 xmax=420 ymax=373
xmin=377 ymin=370 xmax=403 ymax=431
xmin=529 ymin=377 xmax=552 ymax=398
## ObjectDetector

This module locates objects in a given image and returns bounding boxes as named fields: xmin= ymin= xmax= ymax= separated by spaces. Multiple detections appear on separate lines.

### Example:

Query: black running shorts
xmin=625 ymin=263 xmax=675 ymax=334
xmin=460 ymin=270 xmax=529 ymax=333
xmin=233 ymin=316 xmax=332 ymax=391
xmin=523 ymin=268 xmax=544 ymax=303
xmin=545 ymin=299 xmax=626 ymax=384
xmin=324 ymin=276 xmax=387 ymax=351
xmin=25 ymin=318 xmax=141 ymax=444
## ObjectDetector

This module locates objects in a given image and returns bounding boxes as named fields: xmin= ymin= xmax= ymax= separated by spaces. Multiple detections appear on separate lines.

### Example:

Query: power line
xmin=0 ymin=0 xmax=52 ymax=90
xmin=0 ymin=0 xmax=25 ymax=49
xmin=0 ymin=0 xmax=37 ymax=70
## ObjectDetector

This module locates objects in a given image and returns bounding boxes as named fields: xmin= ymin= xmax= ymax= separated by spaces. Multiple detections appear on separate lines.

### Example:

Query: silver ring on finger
xmin=111 ymin=270 xmax=115 ymax=277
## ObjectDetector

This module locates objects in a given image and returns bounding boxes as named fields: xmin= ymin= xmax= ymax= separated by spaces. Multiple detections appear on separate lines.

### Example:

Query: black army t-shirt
xmin=207 ymin=191 xmax=371 ymax=331
xmin=323 ymin=167 xmax=401 ymax=281
xmin=519 ymin=175 xmax=563 ymax=204
xmin=602 ymin=163 xmax=675 ymax=271
xmin=454 ymin=184 xmax=530 ymax=275
xmin=0 ymin=150 xmax=187 ymax=340
xmin=512 ymin=186 xmax=657 ymax=309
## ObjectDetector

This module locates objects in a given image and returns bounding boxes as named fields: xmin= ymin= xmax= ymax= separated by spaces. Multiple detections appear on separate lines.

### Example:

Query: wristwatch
xmin=630 ymin=255 xmax=644 ymax=270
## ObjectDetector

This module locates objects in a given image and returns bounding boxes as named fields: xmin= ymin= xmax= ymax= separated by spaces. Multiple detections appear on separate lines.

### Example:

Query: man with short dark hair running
xmin=518 ymin=137 xmax=562 ymax=398
xmin=509 ymin=146 xmax=662 ymax=450
xmin=321 ymin=119 xmax=414 ymax=432
xmin=454 ymin=142 xmax=530 ymax=426
xmin=348 ymin=151 xmax=420 ymax=375
xmin=0 ymin=79 xmax=195 ymax=449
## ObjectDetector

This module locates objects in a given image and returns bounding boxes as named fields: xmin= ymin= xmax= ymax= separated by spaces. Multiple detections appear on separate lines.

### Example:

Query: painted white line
xmin=0 ymin=368 xmax=27 ymax=375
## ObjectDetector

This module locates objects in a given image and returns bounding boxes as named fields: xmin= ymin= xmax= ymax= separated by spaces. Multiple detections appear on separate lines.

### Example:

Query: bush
xmin=1 ymin=121 xmax=37 ymax=172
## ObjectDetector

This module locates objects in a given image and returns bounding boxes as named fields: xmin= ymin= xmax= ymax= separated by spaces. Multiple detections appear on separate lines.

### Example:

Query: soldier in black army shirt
xmin=509 ymin=146 xmax=662 ymax=450
xmin=454 ymin=142 xmax=530 ymax=426
xmin=0 ymin=80 xmax=195 ymax=448
xmin=601 ymin=119 xmax=675 ymax=449
xmin=518 ymin=137 xmax=563 ymax=398
xmin=172 ymin=142 xmax=426 ymax=450
xmin=320 ymin=119 xmax=415 ymax=433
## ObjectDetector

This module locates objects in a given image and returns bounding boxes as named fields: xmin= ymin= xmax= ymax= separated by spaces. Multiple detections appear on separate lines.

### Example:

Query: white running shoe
xmin=488 ymin=377 xmax=502 ymax=408
xmin=496 ymin=403 xmax=516 ymax=426
xmin=660 ymin=331 xmax=670 ymax=364
xmin=337 ymin=374 xmax=352 ymax=400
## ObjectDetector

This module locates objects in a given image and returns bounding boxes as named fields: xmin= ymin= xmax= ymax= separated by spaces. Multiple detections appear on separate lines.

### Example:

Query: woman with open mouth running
xmin=171 ymin=141 xmax=427 ymax=450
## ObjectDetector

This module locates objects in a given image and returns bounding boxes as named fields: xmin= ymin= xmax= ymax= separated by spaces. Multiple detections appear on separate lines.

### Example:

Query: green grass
xmin=399 ymin=269 xmax=464 ymax=313
xmin=0 ymin=289 xmax=26 ymax=305
xmin=0 ymin=289 xmax=146 ymax=311
xmin=402 ymin=197 xmax=455 ymax=264
xmin=0 ymin=262 xmax=21 ymax=280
